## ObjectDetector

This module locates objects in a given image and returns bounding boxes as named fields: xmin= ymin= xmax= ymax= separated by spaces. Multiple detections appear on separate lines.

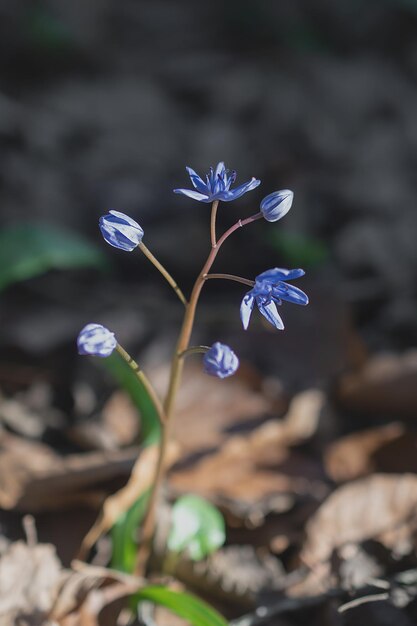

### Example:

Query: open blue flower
xmin=203 ymin=342 xmax=239 ymax=378
xmin=100 ymin=210 xmax=144 ymax=252
xmin=174 ymin=162 xmax=260 ymax=203
xmin=77 ymin=323 xmax=117 ymax=357
xmin=240 ymin=268 xmax=308 ymax=331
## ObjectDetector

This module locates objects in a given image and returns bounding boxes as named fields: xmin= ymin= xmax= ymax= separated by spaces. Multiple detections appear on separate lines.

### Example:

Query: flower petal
xmin=99 ymin=223 xmax=138 ymax=251
xmin=108 ymin=210 xmax=143 ymax=229
xmin=273 ymin=283 xmax=309 ymax=306
xmin=186 ymin=167 xmax=208 ymax=193
xmin=226 ymin=170 xmax=237 ymax=189
xmin=220 ymin=177 xmax=261 ymax=201
xmin=214 ymin=162 xmax=225 ymax=179
xmin=240 ymin=293 xmax=255 ymax=330
xmin=257 ymin=298 xmax=285 ymax=330
xmin=256 ymin=267 xmax=305 ymax=282
xmin=173 ymin=188 xmax=211 ymax=202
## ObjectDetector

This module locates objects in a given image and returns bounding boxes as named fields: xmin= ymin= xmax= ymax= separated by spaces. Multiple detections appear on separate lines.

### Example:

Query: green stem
xmin=204 ymin=273 xmax=255 ymax=287
xmin=139 ymin=242 xmax=188 ymax=306
xmin=134 ymin=211 xmax=263 ymax=576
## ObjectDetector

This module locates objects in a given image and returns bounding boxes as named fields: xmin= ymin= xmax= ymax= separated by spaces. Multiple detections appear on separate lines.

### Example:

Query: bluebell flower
xmin=100 ymin=210 xmax=144 ymax=251
xmin=240 ymin=268 xmax=308 ymax=331
xmin=77 ymin=323 xmax=117 ymax=357
xmin=174 ymin=162 xmax=260 ymax=203
xmin=203 ymin=342 xmax=239 ymax=379
xmin=261 ymin=190 xmax=293 ymax=222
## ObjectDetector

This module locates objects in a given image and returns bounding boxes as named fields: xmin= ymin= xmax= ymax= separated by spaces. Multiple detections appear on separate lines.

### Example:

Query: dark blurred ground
xmin=0 ymin=0 xmax=417 ymax=362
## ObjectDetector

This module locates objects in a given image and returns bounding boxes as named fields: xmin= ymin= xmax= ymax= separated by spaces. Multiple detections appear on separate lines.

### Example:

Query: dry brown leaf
xmin=302 ymin=473 xmax=417 ymax=567
xmin=0 ymin=540 xmax=62 ymax=623
xmin=0 ymin=535 xmax=144 ymax=626
xmin=0 ymin=431 xmax=139 ymax=512
xmin=170 ymin=390 xmax=328 ymax=523
xmin=336 ymin=350 xmax=417 ymax=419
xmin=288 ymin=474 xmax=417 ymax=596
xmin=152 ymin=362 xmax=288 ymax=455
xmin=324 ymin=423 xmax=405 ymax=482
xmin=78 ymin=442 xmax=180 ymax=558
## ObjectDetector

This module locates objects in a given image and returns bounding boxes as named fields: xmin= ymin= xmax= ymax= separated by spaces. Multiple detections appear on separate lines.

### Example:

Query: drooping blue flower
xmin=77 ymin=323 xmax=117 ymax=357
xmin=240 ymin=268 xmax=308 ymax=331
xmin=203 ymin=342 xmax=239 ymax=379
xmin=174 ymin=162 xmax=260 ymax=203
xmin=99 ymin=210 xmax=144 ymax=251
xmin=260 ymin=189 xmax=293 ymax=222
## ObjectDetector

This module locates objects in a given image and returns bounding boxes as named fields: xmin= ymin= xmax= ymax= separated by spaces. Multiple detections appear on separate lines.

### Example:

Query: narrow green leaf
xmin=101 ymin=352 xmax=161 ymax=446
xmin=0 ymin=223 xmax=106 ymax=292
xmin=111 ymin=489 xmax=150 ymax=573
xmin=136 ymin=586 xmax=228 ymax=626
xmin=168 ymin=495 xmax=225 ymax=561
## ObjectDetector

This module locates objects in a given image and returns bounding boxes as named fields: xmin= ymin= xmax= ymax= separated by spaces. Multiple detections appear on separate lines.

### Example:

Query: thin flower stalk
xmin=210 ymin=200 xmax=219 ymax=246
xmin=204 ymin=273 xmax=255 ymax=287
xmin=139 ymin=242 xmax=188 ymax=306
xmin=134 ymin=211 xmax=263 ymax=576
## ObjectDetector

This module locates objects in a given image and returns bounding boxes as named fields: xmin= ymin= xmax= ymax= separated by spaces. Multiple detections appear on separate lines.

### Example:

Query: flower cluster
xmin=79 ymin=162 xmax=308 ymax=381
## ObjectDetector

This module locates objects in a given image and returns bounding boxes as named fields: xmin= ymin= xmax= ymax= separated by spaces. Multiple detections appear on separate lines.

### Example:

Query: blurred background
xmin=1 ymin=0 xmax=416 ymax=355
xmin=1 ymin=0 xmax=417 ymax=575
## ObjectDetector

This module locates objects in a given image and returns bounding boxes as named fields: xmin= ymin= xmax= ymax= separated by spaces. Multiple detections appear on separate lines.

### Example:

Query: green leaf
xmin=269 ymin=231 xmax=328 ymax=268
xmin=111 ymin=489 xmax=150 ymax=573
xmin=136 ymin=586 xmax=228 ymax=626
xmin=0 ymin=223 xmax=107 ymax=292
xmin=101 ymin=352 xmax=161 ymax=446
xmin=168 ymin=495 xmax=225 ymax=561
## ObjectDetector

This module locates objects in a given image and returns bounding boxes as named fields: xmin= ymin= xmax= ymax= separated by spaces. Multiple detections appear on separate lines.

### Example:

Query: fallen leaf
xmin=0 ymin=431 xmax=139 ymax=511
xmin=335 ymin=350 xmax=417 ymax=420
xmin=293 ymin=474 xmax=417 ymax=595
xmin=0 ymin=540 xmax=62 ymax=621
xmin=152 ymin=362 xmax=288 ymax=456
xmin=0 ymin=532 xmax=145 ymax=626
xmin=170 ymin=390 xmax=328 ymax=524
xmin=302 ymin=474 xmax=417 ymax=565
xmin=324 ymin=423 xmax=405 ymax=482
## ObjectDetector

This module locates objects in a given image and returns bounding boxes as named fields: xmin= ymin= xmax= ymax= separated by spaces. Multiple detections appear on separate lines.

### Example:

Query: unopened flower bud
xmin=203 ymin=342 xmax=239 ymax=379
xmin=260 ymin=190 xmax=293 ymax=222
xmin=99 ymin=210 xmax=144 ymax=251
xmin=77 ymin=323 xmax=117 ymax=357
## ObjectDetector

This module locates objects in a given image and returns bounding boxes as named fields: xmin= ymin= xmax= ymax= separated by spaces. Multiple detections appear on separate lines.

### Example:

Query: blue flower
xmin=261 ymin=190 xmax=293 ymax=222
xmin=100 ymin=210 xmax=144 ymax=251
xmin=240 ymin=268 xmax=308 ymax=331
xmin=174 ymin=162 xmax=260 ymax=203
xmin=77 ymin=323 xmax=117 ymax=357
xmin=203 ymin=342 xmax=239 ymax=378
